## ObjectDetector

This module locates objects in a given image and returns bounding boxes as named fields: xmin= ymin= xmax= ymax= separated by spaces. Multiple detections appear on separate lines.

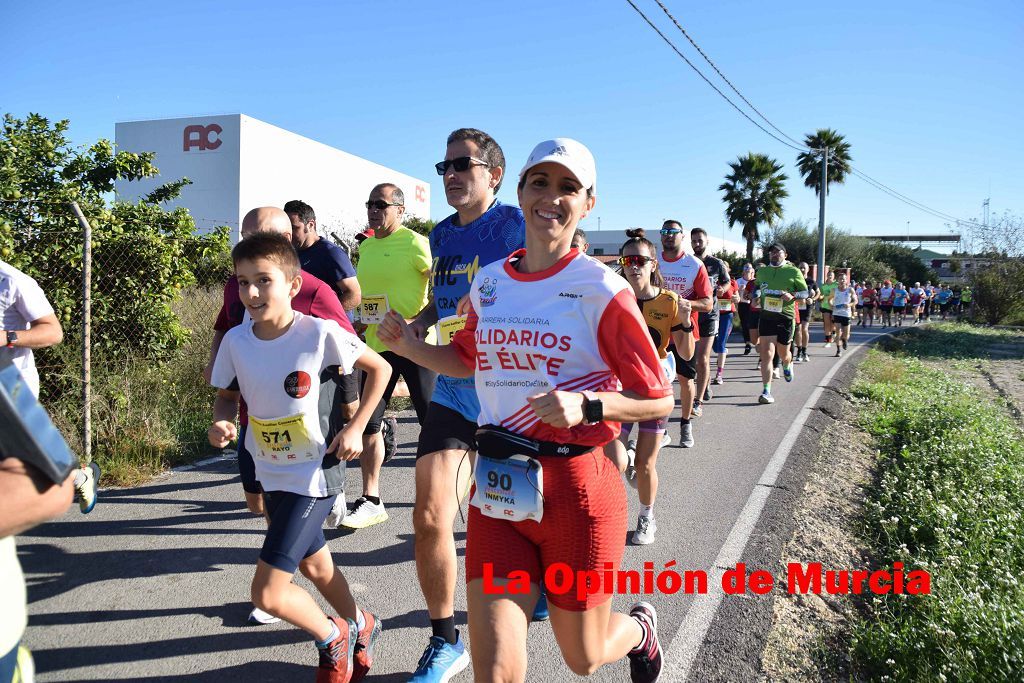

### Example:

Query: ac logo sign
xmin=183 ymin=124 xmax=223 ymax=152
xmin=415 ymin=185 xmax=426 ymax=203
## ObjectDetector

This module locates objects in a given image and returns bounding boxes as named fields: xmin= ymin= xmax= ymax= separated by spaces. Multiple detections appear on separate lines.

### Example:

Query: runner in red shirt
xmin=860 ymin=281 xmax=878 ymax=327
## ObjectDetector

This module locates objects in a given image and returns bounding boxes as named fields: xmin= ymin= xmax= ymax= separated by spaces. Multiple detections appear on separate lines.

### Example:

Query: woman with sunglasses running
xmin=379 ymin=139 xmax=672 ymax=682
xmin=618 ymin=229 xmax=694 ymax=546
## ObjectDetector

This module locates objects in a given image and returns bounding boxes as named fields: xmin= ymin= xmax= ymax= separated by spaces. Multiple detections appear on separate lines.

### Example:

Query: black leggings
xmin=360 ymin=351 xmax=436 ymax=434
xmin=737 ymin=302 xmax=752 ymax=344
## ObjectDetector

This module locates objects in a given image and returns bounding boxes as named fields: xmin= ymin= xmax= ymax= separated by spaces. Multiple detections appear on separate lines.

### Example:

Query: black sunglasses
xmin=365 ymin=200 xmax=403 ymax=211
xmin=618 ymin=255 xmax=656 ymax=268
xmin=435 ymin=156 xmax=489 ymax=175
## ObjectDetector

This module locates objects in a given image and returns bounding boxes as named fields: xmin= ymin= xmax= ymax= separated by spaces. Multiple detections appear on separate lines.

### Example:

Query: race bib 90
xmin=470 ymin=455 xmax=544 ymax=522
xmin=248 ymin=413 xmax=318 ymax=465
xmin=764 ymin=296 xmax=783 ymax=313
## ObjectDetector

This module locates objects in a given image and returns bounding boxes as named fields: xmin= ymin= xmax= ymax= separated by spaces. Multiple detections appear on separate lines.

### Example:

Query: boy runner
xmin=209 ymin=232 xmax=392 ymax=683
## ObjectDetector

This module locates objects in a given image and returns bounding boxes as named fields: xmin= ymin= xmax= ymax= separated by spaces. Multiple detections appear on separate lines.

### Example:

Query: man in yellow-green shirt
xmin=340 ymin=183 xmax=436 ymax=530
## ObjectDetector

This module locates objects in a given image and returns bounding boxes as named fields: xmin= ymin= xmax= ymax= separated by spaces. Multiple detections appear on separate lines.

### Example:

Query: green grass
xmin=38 ymin=287 xmax=220 ymax=486
xmin=848 ymin=325 xmax=1024 ymax=680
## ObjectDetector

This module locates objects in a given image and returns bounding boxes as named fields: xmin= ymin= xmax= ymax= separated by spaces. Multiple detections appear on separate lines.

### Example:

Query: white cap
xmin=519 ymin=138 xmax=597 ymax=193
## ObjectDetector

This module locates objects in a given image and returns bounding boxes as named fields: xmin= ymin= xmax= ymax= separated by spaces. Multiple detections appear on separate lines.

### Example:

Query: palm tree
xmin=719 ymin=153 xmax=788 ymax=261
xmin=796 ymin=128 xmax=852 ymax=196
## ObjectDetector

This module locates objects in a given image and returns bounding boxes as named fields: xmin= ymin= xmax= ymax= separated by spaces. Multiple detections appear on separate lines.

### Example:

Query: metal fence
xmin=9 ymin=203 xmax=232 ymax=480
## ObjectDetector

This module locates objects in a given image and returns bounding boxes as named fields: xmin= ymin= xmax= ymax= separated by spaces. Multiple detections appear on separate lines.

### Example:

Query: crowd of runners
xmin=0 ymin=125 xmax=974 ymax=683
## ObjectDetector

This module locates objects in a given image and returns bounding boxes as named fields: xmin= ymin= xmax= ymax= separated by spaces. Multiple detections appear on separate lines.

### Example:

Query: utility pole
xmin=815 ymin=147 xmax=829 ymax=285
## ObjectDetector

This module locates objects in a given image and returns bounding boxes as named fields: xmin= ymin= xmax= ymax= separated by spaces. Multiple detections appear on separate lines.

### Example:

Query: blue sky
xmin=5 ymin=0 xmax=1022 ymax=248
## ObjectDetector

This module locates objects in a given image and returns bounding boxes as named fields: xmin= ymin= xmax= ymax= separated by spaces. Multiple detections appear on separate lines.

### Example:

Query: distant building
xmin=579 ymin=229 xmax=747 ymax=260
xmin=114 ymin=114 xmax=431 ymax=242
xmin=922 ymin=251 xmax=993 ymax=284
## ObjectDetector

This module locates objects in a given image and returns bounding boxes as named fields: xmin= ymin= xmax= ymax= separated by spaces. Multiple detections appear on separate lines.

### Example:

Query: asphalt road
xmin=20 ymin=324 xmax=896 ymax=682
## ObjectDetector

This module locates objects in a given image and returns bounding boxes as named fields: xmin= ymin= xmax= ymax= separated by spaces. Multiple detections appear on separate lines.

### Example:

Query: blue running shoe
xmin=410 ymin=634 xmax=469 ymax=682
xmin=783 ymin=363 xmax=794 ymax=383
xmin=532 ymin=590 xmax=550 ymax=622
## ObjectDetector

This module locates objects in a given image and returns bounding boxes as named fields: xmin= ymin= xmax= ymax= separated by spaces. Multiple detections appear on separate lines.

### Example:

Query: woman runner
xmin=617 ymin=228 xmax=695 ymax=543
xmin=379 ymin=138 xmax=673 ymax=682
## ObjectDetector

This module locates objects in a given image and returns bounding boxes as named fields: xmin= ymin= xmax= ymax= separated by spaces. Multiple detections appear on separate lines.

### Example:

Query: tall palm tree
xmin=719 ymin=153 xmax=788 ymax=261
xmin=796 ymin=128 xmax=852 ymax=196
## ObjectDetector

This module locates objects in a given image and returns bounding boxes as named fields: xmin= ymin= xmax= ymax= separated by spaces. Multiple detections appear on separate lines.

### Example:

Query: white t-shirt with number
xmin=211 ymin=312 xmax=365 ymax=497
xmin=0 ymin=260 xmax=56 ymax=397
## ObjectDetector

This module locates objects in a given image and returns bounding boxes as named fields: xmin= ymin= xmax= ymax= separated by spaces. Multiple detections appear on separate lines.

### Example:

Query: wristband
xmin=671 ymin=323 xmax=694 ymax=332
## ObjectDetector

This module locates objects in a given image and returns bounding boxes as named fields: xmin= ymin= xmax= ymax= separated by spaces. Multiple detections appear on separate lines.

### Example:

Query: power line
xmin=623 ymin=0 xmax=808 ymax=153
xmin=627 ymin=0 xmax=989 ymax=233
xmin=651 ymin=0 xmax=807 ymax=149
xmin=848 ymin=167 xmax=986 ymax=229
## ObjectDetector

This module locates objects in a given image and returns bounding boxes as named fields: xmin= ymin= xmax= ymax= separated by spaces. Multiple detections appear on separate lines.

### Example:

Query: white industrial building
xmin=579 ymin=229 xmax=747 ymax=260
xmin=114 ymin=114 xmax=430 ymax=242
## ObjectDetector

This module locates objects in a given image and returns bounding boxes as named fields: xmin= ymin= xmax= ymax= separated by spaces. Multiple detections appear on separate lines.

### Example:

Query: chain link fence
xmin=5 ymin=202 xmax=233 ymax=484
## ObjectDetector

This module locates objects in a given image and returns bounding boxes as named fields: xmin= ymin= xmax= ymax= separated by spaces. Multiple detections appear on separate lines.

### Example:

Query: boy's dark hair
xmin=447 ymin=128 xmax=506 ymax=192
xmin=232 ymin=232 xmax=301 ymax=279
xmin=283 ymin=199 xmax=316 ymax=224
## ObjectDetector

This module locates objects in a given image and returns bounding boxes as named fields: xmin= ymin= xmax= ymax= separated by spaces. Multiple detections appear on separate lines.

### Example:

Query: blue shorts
xmin=260 ymin=491 xmax=334 ymax=573
xmin=0 ymin=644 xmax=21 ymax=683
xmin=237 ymin=425 xmax=261 ymax=495
xmin=712 ymin=314 xmax=734 ymax=354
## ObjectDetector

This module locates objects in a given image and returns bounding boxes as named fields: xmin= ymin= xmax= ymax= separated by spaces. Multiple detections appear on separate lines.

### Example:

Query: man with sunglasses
xmin=405 ymin=128 xmax=525 ymax=682
xmin=657 ymin=220 xmax=712 ymax=448
xmin=338 ymin=184 xmax=436 ymax=530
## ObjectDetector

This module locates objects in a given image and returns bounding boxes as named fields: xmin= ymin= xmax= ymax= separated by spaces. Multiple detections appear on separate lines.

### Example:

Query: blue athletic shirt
xmin=893 ymin=288 xmax=909 ymax=307
xmin=429 ymin=200 xmax=525 ymax=420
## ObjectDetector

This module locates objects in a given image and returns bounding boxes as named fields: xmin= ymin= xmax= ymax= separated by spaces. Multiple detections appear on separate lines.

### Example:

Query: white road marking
xmin=662 ymin=330 xmax=892 ymax=681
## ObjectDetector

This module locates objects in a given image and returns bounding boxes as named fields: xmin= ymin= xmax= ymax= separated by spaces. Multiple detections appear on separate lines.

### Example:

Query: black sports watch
xmin=581 ymin=391 xmax=603 ymax=424
xmin=4 ymin=331 xmax=17 ymax=348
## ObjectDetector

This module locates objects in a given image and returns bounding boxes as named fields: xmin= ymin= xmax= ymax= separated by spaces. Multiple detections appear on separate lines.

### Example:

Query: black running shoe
xmin=382 ymin=416 xmax=397 ymax=464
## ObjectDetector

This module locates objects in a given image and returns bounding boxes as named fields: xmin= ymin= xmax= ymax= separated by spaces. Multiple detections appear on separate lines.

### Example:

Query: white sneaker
xmin=341 ymin=497 xmax=389 ymax=529
xmin=660 ymin=433 xmax=672 ymax=449
xmin=824 ymin=342 xmax=832 ymax=348
xmin=625 ymin=448 xmax=637 ymax=489
xmin=632 ymin=515 xmax=657 ymax=545
xmin=325 ymin=493 xmax=347 ymax=528
xmin=772 ymin=367 xmax=781 ymax=379
xmin=759 ymin=390 xmax=775 ymax=405
xmin=248 ymin=606 xmax=280 ymax=625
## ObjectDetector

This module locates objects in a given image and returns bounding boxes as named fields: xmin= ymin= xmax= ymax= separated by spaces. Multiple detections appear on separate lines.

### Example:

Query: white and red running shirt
xmin=657 ymin=251 xmax=711 ymax=337
xmin=452 ymin=249 xmax=672 ymax=446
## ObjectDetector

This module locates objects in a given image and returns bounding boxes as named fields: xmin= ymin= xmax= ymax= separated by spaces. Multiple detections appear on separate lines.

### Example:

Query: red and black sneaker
xmin=351 ymin=609 xmax=382 ymax=683
xmin=628 ymin=602 xmax=662 ymax=683
xmin=316 ymin=616 xmax=357 ymax=683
